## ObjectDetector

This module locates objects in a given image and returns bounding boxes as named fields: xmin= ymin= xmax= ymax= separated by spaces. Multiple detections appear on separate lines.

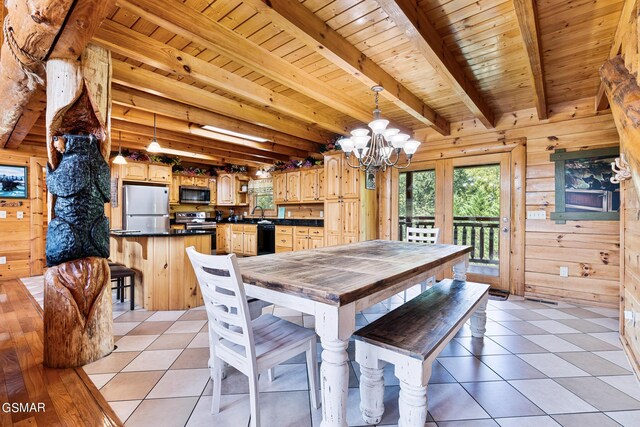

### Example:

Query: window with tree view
xmin=399 ymin=170 xmax=436 ymax=240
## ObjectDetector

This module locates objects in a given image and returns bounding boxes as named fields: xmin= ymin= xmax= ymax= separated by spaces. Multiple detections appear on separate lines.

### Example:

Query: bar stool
xmin=109 ymin=263 xmax=136 ymax=310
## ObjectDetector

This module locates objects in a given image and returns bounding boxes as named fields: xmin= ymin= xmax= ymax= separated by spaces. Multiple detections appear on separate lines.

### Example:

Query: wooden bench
xmin=354 ymin=279 xmax=489 ymax=427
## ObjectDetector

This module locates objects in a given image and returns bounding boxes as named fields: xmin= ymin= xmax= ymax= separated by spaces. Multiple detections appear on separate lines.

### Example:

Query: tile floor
xmin=20 ymin=277 xmax=640 ymax=426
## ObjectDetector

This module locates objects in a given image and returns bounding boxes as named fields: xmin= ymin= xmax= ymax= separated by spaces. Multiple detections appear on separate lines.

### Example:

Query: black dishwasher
xmin=257 ymin=224 xmax=275 ymax=255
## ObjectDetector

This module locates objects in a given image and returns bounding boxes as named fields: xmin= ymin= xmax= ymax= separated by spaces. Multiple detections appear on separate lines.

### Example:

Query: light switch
xmin=0 ymin=211 xmax=5 ymax=219
xmin=0 ymin=257 xmax=6 ymax=265
xmin=16 ymin=211 xmax=24 ymax=219
xmin=559 ymin=266 xmax=569 ymax=277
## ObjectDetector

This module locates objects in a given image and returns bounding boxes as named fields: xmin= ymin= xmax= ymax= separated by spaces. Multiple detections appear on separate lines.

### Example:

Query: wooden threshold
xmin=0 ymin=279 xmax=123 ymax=426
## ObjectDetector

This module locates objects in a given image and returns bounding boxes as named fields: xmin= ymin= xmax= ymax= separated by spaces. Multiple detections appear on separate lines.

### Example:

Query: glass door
xmin=445 ymin=154 xmax=511 ymax=290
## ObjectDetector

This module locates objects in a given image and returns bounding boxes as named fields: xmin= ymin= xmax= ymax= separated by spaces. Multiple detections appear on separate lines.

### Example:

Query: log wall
xmin=0 ymin=147 xmax=48 ymax=280
xmin=411 ymin=98 xmax=621 ymax=307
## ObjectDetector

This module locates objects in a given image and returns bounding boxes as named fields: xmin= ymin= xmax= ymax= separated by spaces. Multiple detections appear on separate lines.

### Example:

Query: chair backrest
xmin=186 ymin=246 xmax=255 ymax=362
xmin=406 ymin=226 xmax=440 ymax=245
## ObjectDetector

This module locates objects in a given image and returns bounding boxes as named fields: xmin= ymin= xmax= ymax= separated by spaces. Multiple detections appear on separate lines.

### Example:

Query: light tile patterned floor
xmin=21 ymin=277 xmax=640 ymax=426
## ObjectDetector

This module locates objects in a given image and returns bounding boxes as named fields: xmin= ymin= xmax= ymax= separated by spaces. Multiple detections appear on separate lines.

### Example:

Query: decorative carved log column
xmin=43 ymin=44 xmax=113 ymax=368
xmin=600 ymin=55 xmax=640 ymax=195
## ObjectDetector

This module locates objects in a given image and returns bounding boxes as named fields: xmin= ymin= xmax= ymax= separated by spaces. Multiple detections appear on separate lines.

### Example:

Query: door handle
xmin=502 ymin=227 xmax=509 ymax=233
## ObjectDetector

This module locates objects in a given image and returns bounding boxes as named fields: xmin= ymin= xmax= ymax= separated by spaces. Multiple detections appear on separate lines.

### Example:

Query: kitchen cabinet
xmin=216 ymin=224 xmax=230 ymax=254
xmin=274 ymin=167 xmax=323 ymax=204
xmin=193 ymin=176 xmax=209 ymax=187
xmin=230 ymin=224 xmax=257 ymax=256
xmin=275 ymin=226 xmax=294 ymax=253
xmin=301 ymin=169 xmax=324 ymax=202
xmin=324 ymin=152 xmax=374 ymax=246
xmin=217 ymin=173 xmax=249 ymax=206
xmin=119 ymin=162 xmax=171 ymax=184
xmin=170 ymin=175 xmax=180 ymax=204
xmin=294 ymin=227 xmax=324 ymax=251
xmin=209 ymin=178 xmax=217 ymax=205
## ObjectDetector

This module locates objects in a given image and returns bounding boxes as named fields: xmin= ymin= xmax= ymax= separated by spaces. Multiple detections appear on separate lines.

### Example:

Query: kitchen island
xmin=109 ymin=229 xmax=214 ymax=310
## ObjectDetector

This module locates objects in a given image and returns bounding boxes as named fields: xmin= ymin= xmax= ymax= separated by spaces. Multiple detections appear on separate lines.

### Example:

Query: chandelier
xmin=338 ymin=85 xmax=420 ymax=172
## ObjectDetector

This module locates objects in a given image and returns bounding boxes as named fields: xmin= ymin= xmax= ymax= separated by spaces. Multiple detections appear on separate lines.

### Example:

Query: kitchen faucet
xmin=251 ymin=205 xmax=265 ymax=219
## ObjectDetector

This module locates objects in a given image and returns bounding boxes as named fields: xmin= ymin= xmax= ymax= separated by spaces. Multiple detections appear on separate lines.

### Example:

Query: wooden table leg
xmin=453 ymin=254 xmax=469 ymax=281
xmin=396 ymin=362 xmax=432 ymax=427
xmin=315 ymin=304 xmax=355 ymax=427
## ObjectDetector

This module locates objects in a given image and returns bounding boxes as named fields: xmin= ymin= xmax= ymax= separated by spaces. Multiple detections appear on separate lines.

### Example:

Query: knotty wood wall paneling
xmin=0 ymin=150 xmax=34 ymax=280
xmin=413 ymin=98 xmax=621 ymax=307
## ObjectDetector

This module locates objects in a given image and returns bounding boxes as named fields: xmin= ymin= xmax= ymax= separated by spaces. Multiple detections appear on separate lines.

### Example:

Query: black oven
xmin=179 ymin=186 xmax=210 ymax=204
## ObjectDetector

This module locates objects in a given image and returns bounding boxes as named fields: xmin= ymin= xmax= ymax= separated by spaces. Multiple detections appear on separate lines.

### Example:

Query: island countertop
xmin=110 ymin=229 xmax=215 ymax=237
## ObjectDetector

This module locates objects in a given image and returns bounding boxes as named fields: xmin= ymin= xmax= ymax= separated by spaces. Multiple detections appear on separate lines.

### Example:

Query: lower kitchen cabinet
xmin=276 ymin=226 xmax=294 ymax=253
xmin=229 ymin=224 xmax=257 ymax=256
xmin=216 ymin=224 xmax=231 ymax=254
xmin=293 ymin=226 xmax=325 ymax=251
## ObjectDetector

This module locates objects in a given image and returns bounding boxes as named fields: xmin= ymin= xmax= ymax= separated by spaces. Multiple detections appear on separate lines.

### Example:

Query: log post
xmin=43 ymin=44 xmax=113 ymax=368
xmin=600 ymin=55 xmax=640 ymax=195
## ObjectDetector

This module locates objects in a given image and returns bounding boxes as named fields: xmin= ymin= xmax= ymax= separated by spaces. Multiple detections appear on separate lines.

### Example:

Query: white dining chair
xmin=186 ymin=247 xmax=319 ymax=427
xmin=400 ymin=226 xmax=440 ymax=301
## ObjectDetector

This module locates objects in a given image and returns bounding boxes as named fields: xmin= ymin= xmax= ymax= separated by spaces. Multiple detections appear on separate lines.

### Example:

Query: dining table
xmin=237 ymin=239 xmax=472 ymax=427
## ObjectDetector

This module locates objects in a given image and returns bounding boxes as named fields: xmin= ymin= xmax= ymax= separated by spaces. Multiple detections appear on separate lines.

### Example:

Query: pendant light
xmin=147 ymin=113 xmax=162 ymax=152
xmin=113 ymin=131 xmax=127 ymax=164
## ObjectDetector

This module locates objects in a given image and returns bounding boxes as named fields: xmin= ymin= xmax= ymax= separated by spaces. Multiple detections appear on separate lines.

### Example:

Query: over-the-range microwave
xmin=179 ymin=186 xmax=211 ymax=204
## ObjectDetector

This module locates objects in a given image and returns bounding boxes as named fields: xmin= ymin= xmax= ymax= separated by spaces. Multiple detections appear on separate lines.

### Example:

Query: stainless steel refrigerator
xmin=122 ymin=185 xmax=170 ymax=232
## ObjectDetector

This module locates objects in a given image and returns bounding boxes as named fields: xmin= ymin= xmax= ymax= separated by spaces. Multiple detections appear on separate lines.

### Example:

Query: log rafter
xmin=513 ymin=0 xmax=548 ymax=120
xmin=93 ymin=20 xmax=350 ymax=136
xmin=241 ymin=0 xmax=449 ymax=136
xmin=116 ymin=0 xmax=375 ymax=125
xmin=375 ymin=0 xmax=495 ymax=129
xmin=111 ymin=85 xmax=316 ymax=153
xmin=111 ymin=59 xmax=331 ymax=145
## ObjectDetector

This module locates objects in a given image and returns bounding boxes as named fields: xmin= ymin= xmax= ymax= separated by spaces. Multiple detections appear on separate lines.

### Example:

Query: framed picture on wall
xmin=365 ymin=171 xmax=376 ymax=190
xmin=0 ymin=165 xmax=28 ymax=199
xmin=550 ymin=147 xmax=619 ymax=223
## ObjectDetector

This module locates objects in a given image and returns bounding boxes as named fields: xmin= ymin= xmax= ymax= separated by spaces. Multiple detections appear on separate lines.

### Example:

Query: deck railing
xmin=399 ymin=215 xmax=500 ymax=265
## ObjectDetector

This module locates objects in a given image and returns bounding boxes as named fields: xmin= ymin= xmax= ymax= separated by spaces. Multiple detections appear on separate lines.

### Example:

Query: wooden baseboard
xmin=620 ymin=334 xmax=640 ymax=382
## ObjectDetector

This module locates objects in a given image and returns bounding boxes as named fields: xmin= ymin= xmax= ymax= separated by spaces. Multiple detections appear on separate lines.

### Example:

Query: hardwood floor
xmin=0 ymin=279 xmax=122 ymax=426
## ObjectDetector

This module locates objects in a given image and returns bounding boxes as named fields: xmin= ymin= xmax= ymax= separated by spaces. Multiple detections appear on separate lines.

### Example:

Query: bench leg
xmin=470 ymin=298 xmax=488 ymax=338
xmin=398 ymin=381 xmax=428 ymax=427
xmin=357 ymin=353 xmax=386 ymax=425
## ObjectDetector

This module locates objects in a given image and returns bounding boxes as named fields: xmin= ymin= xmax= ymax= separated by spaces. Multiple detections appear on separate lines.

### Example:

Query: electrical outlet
xmin=559 ymin=266 xmax=569 ymax=277
xmin=16 ymin=211 xmax=24 ymax=219
xmin=0 ymin=257 xmax=6 ymax=265
xmin=527 ymin=210 xmax=546 ymax=220
xmin=0 ymin=211 xmax=5 ymax=219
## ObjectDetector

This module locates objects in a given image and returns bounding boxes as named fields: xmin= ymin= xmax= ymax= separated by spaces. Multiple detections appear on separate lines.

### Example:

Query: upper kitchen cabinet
xmin=117 ymin=162 xmax=171 ymax=184
xmin=274 ymin=167 xmax=324 ymax=204
xmin=217 ymin=173 xmax=249 ymax=206
xmin=301 ymin=168 xmax=325 ymax=202
xmin=325 ymin=153 xmax=359 ymax=200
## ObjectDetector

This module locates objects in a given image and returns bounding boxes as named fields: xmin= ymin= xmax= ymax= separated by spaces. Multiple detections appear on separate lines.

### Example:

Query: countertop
xmin=216 ymin=218 xmax=324 ymax=227
xmin=110 ymin=229 xmax=216 ymax=237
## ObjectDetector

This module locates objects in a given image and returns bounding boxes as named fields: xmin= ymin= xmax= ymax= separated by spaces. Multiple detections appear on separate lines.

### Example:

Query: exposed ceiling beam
xmin=111 ymin=59 xmax=330 ymax=144
xmin=375 ymin=0 xmax=495 ymax=129
xmin=513 ymin=0 xmax=547 ymax=120
xmin=111 ymin=128 xmax=271 ymax=167
xmin=5 ymin=95 xmax=46 ymax=149
xmin=112 ymin=85 xmax=318 ymax=152
xmin=117 ymin=0 xmax=374 ymax=124
xmin=94 ymin=20 xmax=350 ymax=135
xmin=595 ymin=0 xmax=638 ymax=112
xmin=242 ymin=0 xmax=449 ymax=136
xmin=111 ymin=118 xmax=294 ymax=162
xmin=111 ymin=106 xmax=298 ymax=160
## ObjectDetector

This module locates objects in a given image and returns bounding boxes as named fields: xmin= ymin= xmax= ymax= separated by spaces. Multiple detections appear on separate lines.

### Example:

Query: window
xmin=398 ymin=169 xmax=436 ymax=240
xmin=249 ymin=178 xmax=275 ymax=216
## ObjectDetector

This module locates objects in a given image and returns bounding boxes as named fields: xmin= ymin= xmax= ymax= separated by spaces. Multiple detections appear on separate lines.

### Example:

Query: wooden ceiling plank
xmin=241 ymin=0 xmax=449 ymax=135
xmin=375 ymin=0 xmax=495 ymax=128
xmin=111 ymin=85 xmax=318 ymax=150
xmin=117 ymin=0 xmax=374 ymax=124
xmin=94 ymin=20 xmax=350 ymax=135
xmin=111 ymin=106 xmax=294 ymax=161
xmin=595 ymin=0 xmax=637 ymax=111
xmin=111 ymin=59 xmax=330 ymax=144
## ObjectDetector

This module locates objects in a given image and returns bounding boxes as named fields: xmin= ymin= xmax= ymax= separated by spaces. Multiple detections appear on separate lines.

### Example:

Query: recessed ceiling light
xmin=201 ymin=125 xmax=270 ymax=143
